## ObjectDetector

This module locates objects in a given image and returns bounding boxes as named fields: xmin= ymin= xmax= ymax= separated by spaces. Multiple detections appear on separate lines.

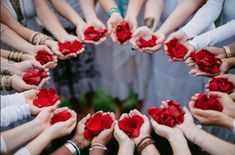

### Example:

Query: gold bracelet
xmin=1 ymin=75 xmax=12 ymax=91
xmin=223 ymin=46 xmax=232 ymax=58
xmin=144 ymin=17 xmax=155 ymax=29
xmin=8 ymin=51 xmax=14 ymax=60
xmin=29 ymin=32 xmax=40 ymax=44
xmin=17 ymin=52 xmax=23 ymax=62
xmin=31 ymin=32 xmax=51 ymax=45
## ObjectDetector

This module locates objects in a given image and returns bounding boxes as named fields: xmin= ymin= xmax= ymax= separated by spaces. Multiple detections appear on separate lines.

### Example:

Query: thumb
xmin=208 ymin=91 xmax=224 ymax=98
xmin=80 ymin=114 xmax=91 ymax=124
xmin=32 ymin=61 xmax=43 ymax=69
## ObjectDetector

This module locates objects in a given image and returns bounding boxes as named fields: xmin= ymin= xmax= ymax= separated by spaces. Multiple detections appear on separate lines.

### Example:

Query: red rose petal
xmin=84 ymin=26 xmax=107 ymax=41
xmin=23 ymin=69 xmax=48 ymax=86
xmin=84 ymin=112 xmax=114 ymax=141
xmin=33 ymin=88 xmax=60 ymax=108
xmin=208 ymin=78 xmax=234 ymax=94
xmin=194 ymin=94 xmax=223 ymax=112
xmin=190 ymin=49 xmax=222 ymax=74
xmin=51 ymin=111 xmax=72 ymax=125
xmin=58 ymin=40 xmax=83 ymax=55
xmin=118 ymin=115 xmax=144 ymax=138
xmin=137 ymin=35 xmax=157 ymax=48
xmin=147 ymin=100 xmax=185 ymax=127
xmin=35 ymin=50 xmax=53 ymax=65
xmin=166 ymin=38 xmax=188 ymax=59
xmin=116 ymin=21 xmax=132 ymax=44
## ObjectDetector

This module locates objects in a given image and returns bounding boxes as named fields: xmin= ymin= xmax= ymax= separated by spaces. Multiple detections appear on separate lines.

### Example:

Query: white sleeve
xmin=189 ymin=20 xmax=235 ymax=50
xmin=1 ymin=93 xmax=26 ymax=108
xmin=14 ymin=148 xmax=31 ymax=155
xmin=1 ymin=136 xmax=7 ymax=152
xmin=1 ymin=104 xmax=31 ymax=127
xmin=181 ymin=0 xmax=224 ymax=37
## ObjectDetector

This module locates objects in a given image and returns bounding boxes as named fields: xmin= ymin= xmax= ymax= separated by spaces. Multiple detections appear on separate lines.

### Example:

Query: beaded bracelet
xmin=0 ymin=75 xmax=12 ymax=91
xmin=107 ymin=7 xmax=121 ymax=17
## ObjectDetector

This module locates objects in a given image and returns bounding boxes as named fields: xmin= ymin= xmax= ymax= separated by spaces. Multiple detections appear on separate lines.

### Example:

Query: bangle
xmin=30 ymin=32 xmax=51 ymax=45
xmin=8 ymin=51 xmax=23 ymax=62
xmin=144 ymin=17 xmax=155 ymax=29
xmin=89 ymin=143 xmax=107 ymax=152
xmin=66 ymin=140 xmax=80 ymax=155
xmin=0 ymin=75 xmax=5 ymax=90
xmin=107 ymin=7 xmax=121 ymax=17
xmin=64 ymin=142 xmax=77 ymax=155
xmin=137 ymin=139 xmax=155 ymax=154
xmin=136 ymin=136 xmax=152 ymax=148
xmin=223 ymin=46 xmax=232 ymax=58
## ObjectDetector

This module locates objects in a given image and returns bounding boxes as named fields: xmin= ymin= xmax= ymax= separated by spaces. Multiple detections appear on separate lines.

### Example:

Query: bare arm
xmin=50 ymin=0 xmax=85 ymax=26
xmin=98 ymin=0 xmax=118 ymax=12
xmin=126 ymin=0 xmax=145 ymax=18
xmin=1 ymin=120 xmax=43 ymax=152
xmin=0 ymin=23 xmax=35 ymax=54
xmin=34 ymin=0 xmax=69 ymax=40
xmin=158 ymin=0 xmax=204 ymax=35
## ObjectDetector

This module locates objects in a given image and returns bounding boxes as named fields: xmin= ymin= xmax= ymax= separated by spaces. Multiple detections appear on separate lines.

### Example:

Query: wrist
xmin=168 ymin=132 xmax=187 ymax=144
xmin=72 ymin=134 xmax=87 ymax=150
xmin=134 ymin=134 xmax=151 ymax=145
xmin=224 ymin=116 xmax=234 ymax=129
xmin=181 ymin=124 xmax=199 ymax=141
xmin=32 ymin=119 xmax=46 ymax=135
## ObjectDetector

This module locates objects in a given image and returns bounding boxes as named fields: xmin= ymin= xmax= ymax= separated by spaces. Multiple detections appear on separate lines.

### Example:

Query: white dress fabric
xmin=1 ymin=93 xmax=25 ymax=108
xmin=95 ymin=0 xmax=151 ymax=101
xmin=1 ymin=104 xmax=31 ymax=127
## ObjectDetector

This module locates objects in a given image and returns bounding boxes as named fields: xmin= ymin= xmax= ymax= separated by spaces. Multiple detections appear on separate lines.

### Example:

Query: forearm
xmin=79 ymin=0 xmax=97 ymax=21
xmin=50 ymin=146 xmax=73 ymax=155
xmin=1 ymin=57 xmax=13 ymax=74
xmin=141 ymin=144 xmax=160 ymax=155
xmin=0 ymin=49 xmax=10 ymax=59
xmin=2 ymin=120 xmax=43 ymax=152
xmin=184 ymin=126 xmax=235 ymax=155
xmin=98 ymin=0 xmax=118 ymax=12
xmin=89 ymin=149 xmax=105 ymax=155
xmin=159 ymin=0 xmax=204 ymax=35
xmin=168 ymin=134 xmax=191 ymax=155
xmin=0 ymin=4 xmax=34 ymax=41
xmin=34 ymin=0 xmax=68 ymax=40
xmin=50 ymin=0 xmax=84 ymax=26
xmin=0 ymin=24 xmax=34 ymax=53
xmin=144 ymin=0 xmax=164 ymax=31
xmin=118 ymin=144 xmax=134 ymax=155
xmin=25 ymin=130 xmax=53 ymax=155
xmin=126 ymin=0 xmax=145 ymax=18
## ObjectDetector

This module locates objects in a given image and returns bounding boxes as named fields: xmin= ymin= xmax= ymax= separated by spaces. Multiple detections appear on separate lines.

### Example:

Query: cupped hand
xmin=92 ymin=112 xmax=115 ymax=146
xmin=73 ymin=114 xmax=91 ymax=149
xmin=129 ymin=109 xmax=151 ymax=145
xmin=114 ymin=113 xmax=135 ymax=147
xmin=107 ymin=12 xmax=123 ymax=43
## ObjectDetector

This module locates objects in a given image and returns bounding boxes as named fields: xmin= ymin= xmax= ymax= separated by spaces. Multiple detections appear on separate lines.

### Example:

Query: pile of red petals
xmin=137 ymin=35 xmax=157 ymax=48
xmin=166 ymin=38 xmax=188 ymax=59
xmin=51 ymin=111 xmax=72 ymax=125
xmin=33 ymin=88 xmax=60 ymax=108
xmin=58 ymin=40 xmax=83 ymax=55
xmin=190 ymin=49 xmax=222 ymax=74
xmin=208 ymin=78 xmax=234 ymax=94
xmin=84 ymin=112 xmax=114 ymax=141
xmin=23 ymin=69 xmax=48 ymax=85
xmin=84 ymin=26 xmax=107 ymax=41
xmin=147 ymin=100 xmax=184 ymax=127
xmin=35 ymin=50 xmax=53 ymax=65
xmin=116 ymin=21 xmax=132 ymax=44
xmin=118 ymin=115 xmax=144 ymax=138
xmin=194 ymin=94 xmax=223 ymax=112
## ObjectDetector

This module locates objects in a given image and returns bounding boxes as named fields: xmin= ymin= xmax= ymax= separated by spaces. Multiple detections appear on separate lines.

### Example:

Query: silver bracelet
xmin=64 ymin=142 xmax=77 ymax=155
xmin=66 ymin=140 xmax=80 ymax=155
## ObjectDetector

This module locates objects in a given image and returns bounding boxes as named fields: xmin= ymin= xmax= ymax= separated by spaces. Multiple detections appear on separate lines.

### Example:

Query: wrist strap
xmin=107 ymin=7 xmax=121 ymax=17
xmin=223 ymin=46 xmax=232 ymax=58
